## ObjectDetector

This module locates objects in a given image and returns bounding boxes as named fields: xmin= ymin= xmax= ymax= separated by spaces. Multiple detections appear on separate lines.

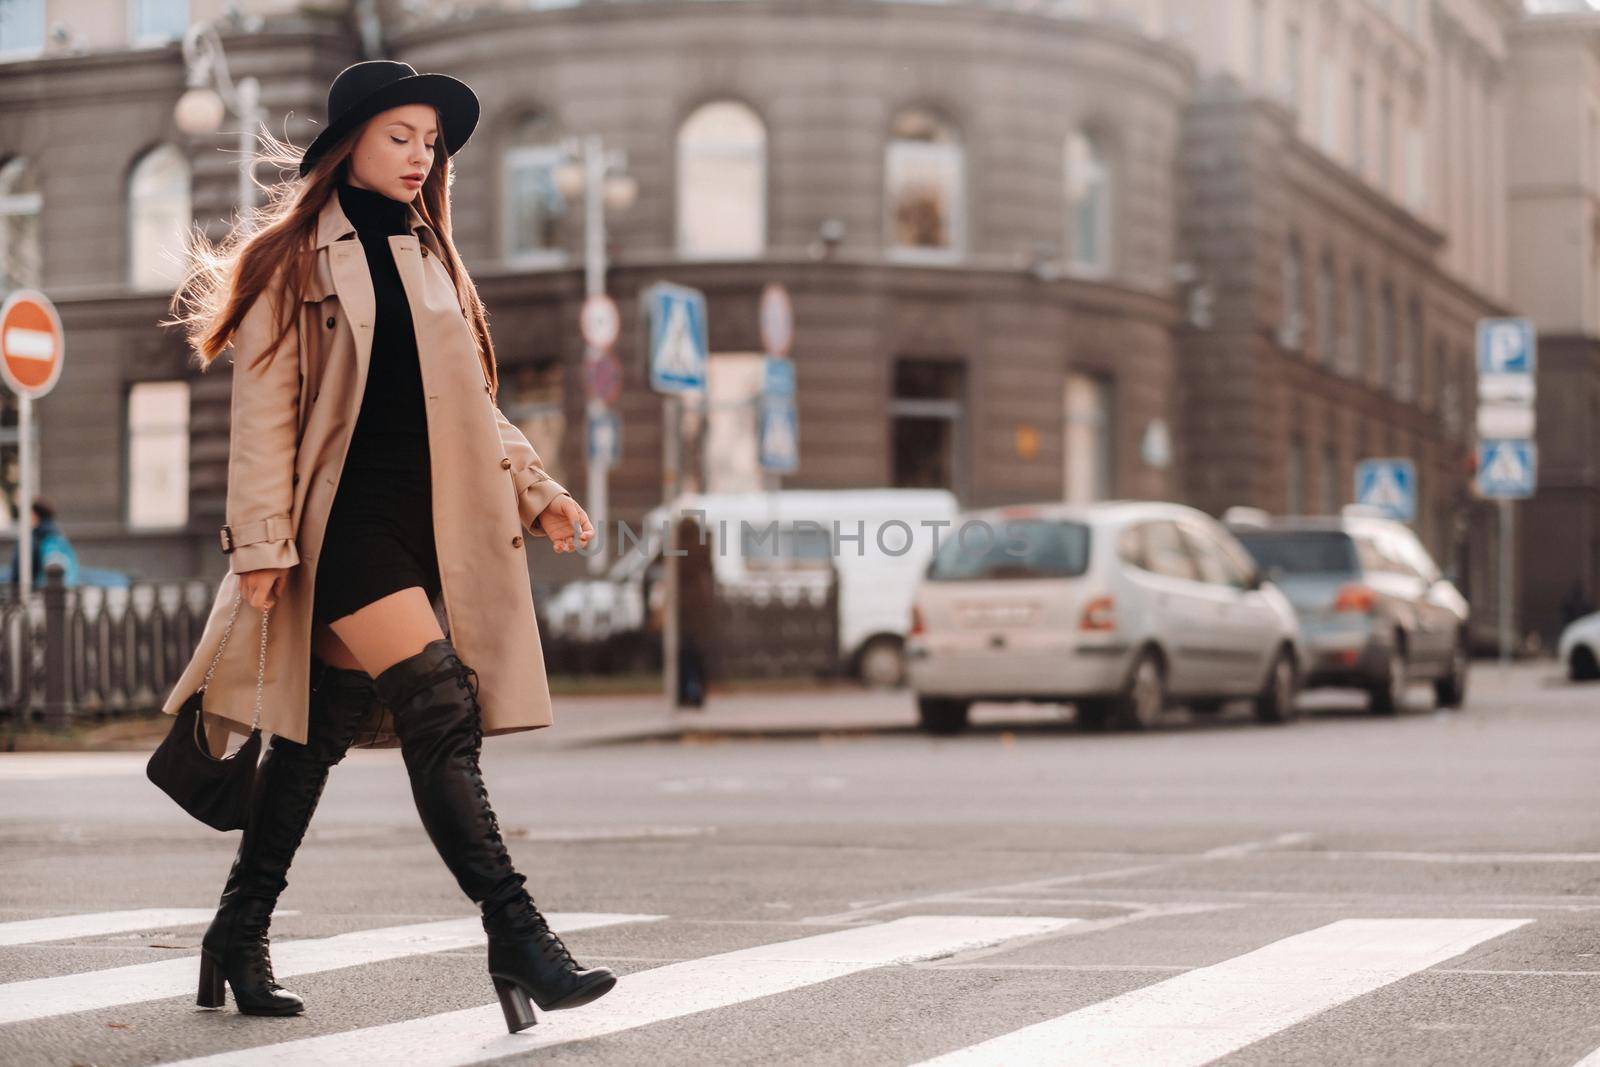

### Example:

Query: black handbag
xmin=146 ymin=591 xmax=271 ymax=831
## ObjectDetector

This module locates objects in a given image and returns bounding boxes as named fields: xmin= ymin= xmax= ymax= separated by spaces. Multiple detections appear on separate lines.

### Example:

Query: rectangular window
xmin=1285 ymin=22 xmax=1303 ymax=113
xmin=501 ymin=144 xmax=566 ymax=262
xmin=1379 ymin=95 xmax=1394 ymax=192
xmin=1321 ymin=444 xmax=1341 ymax=513
xmin=0 ymin=0 xmax=45 ymax=55
xmin=1064 ymin=372 xmax=1114 ymax=505
xmin=886 ymin=141 xmax=963 ymax=259
xmin=891 ymin=359 xmax=964 ymax=497
xmin=130 ymin=0 xmax=188 ymax=45
xmin=1319 ymin=55 xmax=1340 ymax=155
xmin=1350 ymin=72 xmax=1366 ymax=173
xmin=1287 ymin=438 xmax=1305 ymax=515
xmin=126 ymin=381 xmax=189 ymax=529
xmin=1404 ymin=123 xmax=1425 ymax=210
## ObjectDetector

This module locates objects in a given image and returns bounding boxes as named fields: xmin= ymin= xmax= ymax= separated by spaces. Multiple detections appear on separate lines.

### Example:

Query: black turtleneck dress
xmin=312 ymin=182 xmax=442 ymax=626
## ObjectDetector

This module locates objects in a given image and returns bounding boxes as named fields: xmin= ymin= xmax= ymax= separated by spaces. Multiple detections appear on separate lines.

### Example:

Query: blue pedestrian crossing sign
xmin=762 ymin=356 xmax=795 ymax=399
xmin=759 ymin=396 xmax=798 ymax=473
xmin=587 ymin=407 xmax=621 ymax=467
xmin=1476 ymin=318 xmax=1536 ymax=377
xmin=645 ymin=283 xmax=708 ymax=395
xmin=1476 ymin=439 xmax=1537 ymax=499
xmin=1355 ymin=458 xmax=1416 ymax=523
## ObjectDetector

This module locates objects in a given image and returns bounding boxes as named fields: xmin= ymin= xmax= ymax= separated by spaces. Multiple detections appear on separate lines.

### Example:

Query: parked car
xmin=1557 ymin=611 xmax=1600 ymax=681
xmin=905 ymin=500 xmax=1303 ymax=735
xmin=542 ymin=488 xmax=960 ymax=686
xmin=1224 ymin=507 xmax=1470 ymax=713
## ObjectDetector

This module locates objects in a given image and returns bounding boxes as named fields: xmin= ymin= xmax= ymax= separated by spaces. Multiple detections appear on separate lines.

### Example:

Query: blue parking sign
xmin=1476 ymin=318 xmax=1536 ymax=377
xmin=1355 ymin=458 xmax=1416 ymax=523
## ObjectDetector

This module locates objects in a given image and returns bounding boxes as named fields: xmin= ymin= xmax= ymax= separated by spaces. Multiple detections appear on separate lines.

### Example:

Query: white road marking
xmin=806 ymin=832 xmax=1313 ymax=924
xmin=0 ymin=908 xmax=222 ymax=946
xmin=0 ymin=753 xmax=153 ymax=780
xmin=152 ymin=915 xmax=1079 ymax=1067
xmin=912 ymin=918 xmax=1531 ymax=1067
xmin=1571 ymin=1045 xmax=1600 ymax=1066
xmin=0 ymin=912 xmax=658 ymax=1025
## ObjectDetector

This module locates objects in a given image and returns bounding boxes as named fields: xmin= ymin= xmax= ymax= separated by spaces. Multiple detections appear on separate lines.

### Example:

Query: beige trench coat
xmin=160 ymin=191 xmax=572 ymax=753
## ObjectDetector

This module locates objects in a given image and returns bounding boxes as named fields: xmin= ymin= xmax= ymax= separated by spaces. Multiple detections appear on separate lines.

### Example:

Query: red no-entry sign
xmin=0 ymin=289 xmax=65 ymax=399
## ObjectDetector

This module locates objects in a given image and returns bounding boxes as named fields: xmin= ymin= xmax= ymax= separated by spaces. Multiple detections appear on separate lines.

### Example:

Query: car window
xmin=1178 ymin=522 xmax=1236 ymax=587
xmin=1352 ymin=534 xmax=1395 ymax=576
xmin=1139 ymin=520 xmax=1200 ymax=582
xmin=926 ymin=519 xmax=1091 ymax=581
xmin=1390 ymin=530 xmax=1441 ymax=583
xmin=1233 ymin=530 xmax=1359 ymax=575
xmin=1118 ymin=524 xmax=1146 ymax=570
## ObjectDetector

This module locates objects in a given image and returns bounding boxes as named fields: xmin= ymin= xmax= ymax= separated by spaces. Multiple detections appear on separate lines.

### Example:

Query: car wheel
xmin=1570 ymin=645 xmax=1600 ymax=683
xmin=1110 ymin=651 xmax=1166 ymax=731
xmin=1254 ymin=649 xmax=1300 ymax=724
xmin=917 ymin=696 xmax=970 ymax=735
xmin=1368 ymin=639 xmax=1408 ymax=715
xmin=1433 ymin=637 xmax=1469 ymax=709
xmin=857 ymin=636 xmax=906 ymax=689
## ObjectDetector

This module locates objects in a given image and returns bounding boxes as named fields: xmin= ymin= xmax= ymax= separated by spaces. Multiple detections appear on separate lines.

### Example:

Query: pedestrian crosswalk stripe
xmin=0 ymin=912 xmax=658 ymax=1026
xmin=151 ymin=915 xmax=1080 ymax=1067
xmin=912 ymin=918 xmax=1531 ymax=1066
xmin=0 ymin=908 xmax=222 ymax=946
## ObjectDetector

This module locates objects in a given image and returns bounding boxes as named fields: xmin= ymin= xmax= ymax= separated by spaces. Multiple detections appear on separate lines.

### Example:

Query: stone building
xmin=1507 ymin=2 xmax=1600 ymax=645
xmin=0 ymin=0 xmax=1558 ymax=643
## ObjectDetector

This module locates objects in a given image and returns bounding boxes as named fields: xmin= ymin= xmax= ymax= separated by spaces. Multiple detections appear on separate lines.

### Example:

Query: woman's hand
xmin=534 ymin=495 xmax=595 ymax=554
xmin=239 ymin=567 xmax=289 ymax=611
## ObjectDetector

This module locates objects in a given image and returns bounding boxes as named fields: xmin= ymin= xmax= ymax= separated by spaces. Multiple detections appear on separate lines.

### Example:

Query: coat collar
xmin=313 ymin=186 xmax=435 ymax=251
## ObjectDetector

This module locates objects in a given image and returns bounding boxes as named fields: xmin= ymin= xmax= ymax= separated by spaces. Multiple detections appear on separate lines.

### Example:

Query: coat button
xmin=292 ymin=472 xmax=299 ymax=485
xmin=500 ymin=457 xmax=512 ymax=470
xmin=511 ymin=534 xmax=523 ymax=548
xmin=326 ymin=315 xmax=336 ymax=329
xmin=420 ymin=246 xmax=430 ymax=258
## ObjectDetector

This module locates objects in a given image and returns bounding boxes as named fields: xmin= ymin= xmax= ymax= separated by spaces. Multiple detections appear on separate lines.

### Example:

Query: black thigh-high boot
xmin=197 ymin=656 xmax=377 ymax=1015
xmin=372 ymin=638 xmax=616 ymax=1033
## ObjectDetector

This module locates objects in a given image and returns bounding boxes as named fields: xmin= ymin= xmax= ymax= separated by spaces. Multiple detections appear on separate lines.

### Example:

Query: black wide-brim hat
xmin=299 ymin=60 xmax=479 ymax=178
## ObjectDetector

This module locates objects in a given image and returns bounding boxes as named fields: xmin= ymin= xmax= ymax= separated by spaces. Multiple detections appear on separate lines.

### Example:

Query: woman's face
xmin=347 ymin=103 xmax=439 ymax=201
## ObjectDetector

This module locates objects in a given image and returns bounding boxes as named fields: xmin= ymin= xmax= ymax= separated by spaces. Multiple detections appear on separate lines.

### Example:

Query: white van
xmin=542 ymin=488 xmax=960 ymax=685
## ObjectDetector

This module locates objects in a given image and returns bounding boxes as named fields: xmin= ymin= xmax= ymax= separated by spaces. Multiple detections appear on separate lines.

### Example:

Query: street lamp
xmin=174 ymin=20 xmax=264 ymax=220
xmin=554 ymin=134 xmax=635 ymax=574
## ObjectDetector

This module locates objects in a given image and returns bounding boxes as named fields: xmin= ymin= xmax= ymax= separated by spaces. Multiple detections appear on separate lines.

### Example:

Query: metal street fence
xmin=3 ymin=566 xmax=843 ymax=728
xmin=0 ymin=566 xmax=215 ymax=727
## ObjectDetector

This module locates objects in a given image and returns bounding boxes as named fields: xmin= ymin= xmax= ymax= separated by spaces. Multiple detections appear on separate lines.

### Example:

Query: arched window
xmin=1280 ymin=233 xmax=1305 ymax=349
xmin=1315 ymin=250 xmax=1338 ymax=365
xmin=127 ymin=144 xmax=190 ymax=292
xmin=0 ymin=156 xmax=42 ymax=291
xmin=501 ymin=112 xmax=566 ymax=262
xmin=1065 ymin=130 xmax=1111 ymax=274
xmin=886 ymin=107 xmax=964 ymax=258
xmin=677 ymin=100 xmax=766 ymax=259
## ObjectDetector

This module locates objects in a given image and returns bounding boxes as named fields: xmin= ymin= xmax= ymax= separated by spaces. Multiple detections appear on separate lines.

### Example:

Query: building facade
xmin=0 ymin=0 xmax=1568 ymax=646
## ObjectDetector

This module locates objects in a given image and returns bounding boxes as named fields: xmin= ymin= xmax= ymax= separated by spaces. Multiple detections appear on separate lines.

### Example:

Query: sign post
xmin=1475 ymin=317 xmax=1537 ymax=667
xmin=580 ymin=294 xmax=621 ymax=576
xmin=643 ymin=282 xmax=708 ymax=712
xmin=0 ymin=290 xmax=65 ymax=600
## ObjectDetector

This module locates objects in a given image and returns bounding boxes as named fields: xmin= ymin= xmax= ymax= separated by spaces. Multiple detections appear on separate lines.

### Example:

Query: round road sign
xmin=0 ymin=289 xmax=65 ymax=399
xmin=760 ymin=283 xmax=793 ymax=357
xmin=581 ymin=293 xmax=621 ymax=350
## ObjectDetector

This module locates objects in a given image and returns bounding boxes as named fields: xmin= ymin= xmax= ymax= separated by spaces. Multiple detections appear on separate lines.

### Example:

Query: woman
xmin=160 ymin=60 xmax=611 ymax=1034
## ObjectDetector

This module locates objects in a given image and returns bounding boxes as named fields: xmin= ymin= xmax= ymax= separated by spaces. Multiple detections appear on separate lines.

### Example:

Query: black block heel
xmin=197 ymin=951 xmax=226 ymax=1008
xmin=493 ymin=975 xmax=537 ymax=1032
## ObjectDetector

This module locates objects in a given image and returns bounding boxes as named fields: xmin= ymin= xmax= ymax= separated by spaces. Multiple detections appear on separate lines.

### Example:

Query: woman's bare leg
xmin=324 ymin=587 xmax=444 ymax=677
xmin=311 ymin=622 xmax=364 ymax=670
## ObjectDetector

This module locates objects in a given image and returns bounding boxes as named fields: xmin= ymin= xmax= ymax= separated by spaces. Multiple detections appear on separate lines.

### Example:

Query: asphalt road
xmin=2 ymin=661 xmax=1597 ymax=1066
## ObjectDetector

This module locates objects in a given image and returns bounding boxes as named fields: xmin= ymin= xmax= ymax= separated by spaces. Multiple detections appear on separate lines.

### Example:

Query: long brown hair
xmin=162 ymin=110 xmax=501 ymax=401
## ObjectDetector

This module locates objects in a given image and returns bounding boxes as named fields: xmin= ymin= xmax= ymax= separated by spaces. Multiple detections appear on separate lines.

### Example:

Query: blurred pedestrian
xmin=7 ymin=497 xmax=80 ymax=593
xmin=676 ymin=515 xmax=717 ymax=707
